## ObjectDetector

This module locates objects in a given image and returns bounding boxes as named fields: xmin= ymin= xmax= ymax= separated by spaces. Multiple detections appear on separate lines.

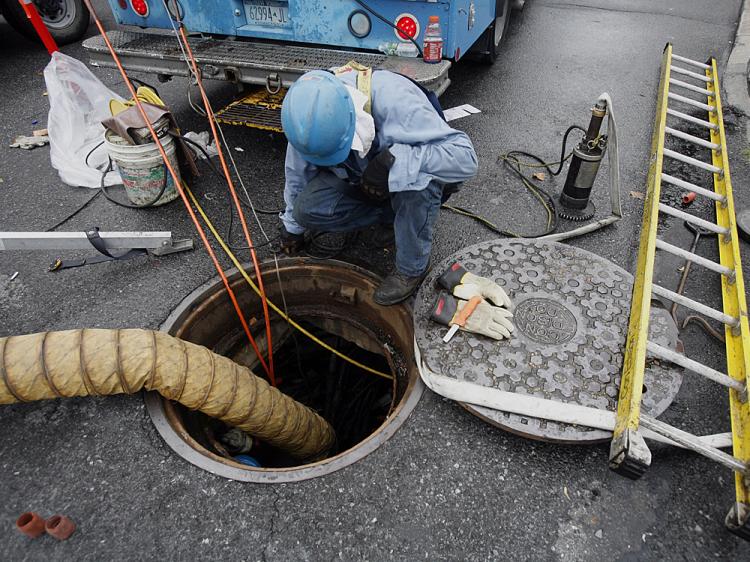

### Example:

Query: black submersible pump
xmin=558 ymin=100 xmax=608 ymax=221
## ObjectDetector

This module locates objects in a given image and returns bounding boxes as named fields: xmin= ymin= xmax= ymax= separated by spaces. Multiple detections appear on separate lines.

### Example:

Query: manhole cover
xmin=413 ymin=239 xmax=683 ymax=443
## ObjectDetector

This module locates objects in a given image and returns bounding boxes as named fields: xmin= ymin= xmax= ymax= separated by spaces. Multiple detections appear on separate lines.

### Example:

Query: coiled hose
xmin=0 ymin=329 xmax=334 ymax=460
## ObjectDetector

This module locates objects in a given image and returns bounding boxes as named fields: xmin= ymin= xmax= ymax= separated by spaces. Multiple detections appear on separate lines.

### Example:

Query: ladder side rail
xmin=610 ymin=45 xmax=673 ymax=476
xmin=708 ymin=58 xmax=750 ymax=524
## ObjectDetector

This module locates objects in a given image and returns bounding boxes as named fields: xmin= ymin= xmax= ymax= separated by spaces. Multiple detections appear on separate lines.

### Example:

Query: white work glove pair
xmin=432 ymin=262 xmax=514 ymax=341
xmin=438 ymin=262 xmax=512 ymax=308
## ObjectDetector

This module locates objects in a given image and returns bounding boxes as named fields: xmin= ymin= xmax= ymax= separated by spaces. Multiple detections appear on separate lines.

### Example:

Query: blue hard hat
xmin=281 ymin=70 xmax=356 ymax=167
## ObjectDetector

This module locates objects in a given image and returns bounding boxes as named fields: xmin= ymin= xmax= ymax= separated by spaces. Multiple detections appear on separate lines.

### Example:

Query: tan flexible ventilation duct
xmin=0 ymin=329 xmax=334 ymax=460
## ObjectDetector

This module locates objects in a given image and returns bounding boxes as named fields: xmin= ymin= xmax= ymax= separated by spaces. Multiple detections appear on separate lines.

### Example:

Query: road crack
xmin=262 ymin=486 xmax=283 ymax=562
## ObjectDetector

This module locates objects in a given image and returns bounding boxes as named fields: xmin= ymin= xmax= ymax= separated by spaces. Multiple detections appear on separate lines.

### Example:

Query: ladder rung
xmin=663 ymin=148 xmax=723 ymax=175
xmin=670 ymin=65 xmax=713 ymax=83
xmin=665 ymin=126 xmax=720 ymax=151
xmin=666 ymin=108 xmax=718 ymax=130
xmin=640 ymin=415 xmax=747 ymax=473
xmin=669 ymin=78 xmax=714 ymax=97
xmin=661 ymin=173 xmax=727 ymax=203
xmin=671 ymin=53 xmax=711 ymax=70
xmin=668 ymin=92 xmax=715 ymax=112
xmin=655 ymin=239 xmax=735 ymax=280
xmin=658 ymin=203 xmax=729 ymax=236
xmin=652 ymin=283 xmax=740 ymax=327
xmin=647 ymin=341 xmax=745 ymax=392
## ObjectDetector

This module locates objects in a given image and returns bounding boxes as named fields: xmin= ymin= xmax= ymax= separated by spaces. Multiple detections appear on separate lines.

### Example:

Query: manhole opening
xmin=149 ymin=259 xmax=423 ymax=482
xmin=177 ymin=317 xmax=400 ymax=469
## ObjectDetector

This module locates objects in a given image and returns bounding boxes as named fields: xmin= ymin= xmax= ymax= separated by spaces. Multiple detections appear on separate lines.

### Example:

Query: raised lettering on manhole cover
xmin=514 ymin=298 xmax=577 ymax=344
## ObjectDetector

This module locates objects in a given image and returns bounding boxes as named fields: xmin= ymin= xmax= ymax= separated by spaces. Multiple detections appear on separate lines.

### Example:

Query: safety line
xmin=184 ymin=186 xmax=394 ymax=381
xmin=81 ymin=0 xmax=271 ymax=379
xmin=174 ymin=23 xmax=276 ymax=386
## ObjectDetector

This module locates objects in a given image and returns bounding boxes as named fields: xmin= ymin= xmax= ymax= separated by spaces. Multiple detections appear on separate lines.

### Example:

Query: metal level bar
xmin=640 ymin=415 xmax=748 ymax=473
xmin=670 ymin=65 xmax=714 ymax=82
xmin=658 ymin=203 xmax=729 ymax=236
xmin=661 ymin=173 xmax=727 ymax=203
xmin=667 ymin=108 xmax=718 ymax=130
xmin=0 ymin=231 xmax=174 ymax=251
xmin=707 ymin=57 xmax=750 ymax=514
xmin=663 ymin=148 xmax=723 ymax=174
xmin=652 ymin=283 xmax=740 ymax=327
xmin=672 ymin=53 xmax=711 ymax=70
xmin=669 ymin=77 xmax=714 ymax=97
xmin=655 ymin=239 xmax=735 ymax=279
xmin=647 ymin=341 xmax=745 ymax=392
xmin=665 ymin=126 xmax=720 ymax=150
xmin=668 ymin=92 xmax=715 ymax=112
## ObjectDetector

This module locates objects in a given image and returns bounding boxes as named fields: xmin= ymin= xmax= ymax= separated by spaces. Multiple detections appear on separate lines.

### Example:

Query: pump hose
xmin=0 ymin=329 xmax=335 ymax=460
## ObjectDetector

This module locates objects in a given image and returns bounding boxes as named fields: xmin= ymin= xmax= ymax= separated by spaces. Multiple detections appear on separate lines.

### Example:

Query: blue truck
xmin=83 ymin=0 xmax=522 ymax=100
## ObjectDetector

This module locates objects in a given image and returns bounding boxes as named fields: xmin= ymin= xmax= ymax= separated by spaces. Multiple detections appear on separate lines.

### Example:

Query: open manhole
xmin=146 ymin=258 xmax=423 ymax=482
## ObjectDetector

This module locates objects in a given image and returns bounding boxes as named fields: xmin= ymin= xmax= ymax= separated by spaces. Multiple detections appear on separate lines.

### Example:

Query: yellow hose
xmin=184 ymin=185 xmax=393 ymax=380
xmin=0 ymin=329 xmax=334 ymax=460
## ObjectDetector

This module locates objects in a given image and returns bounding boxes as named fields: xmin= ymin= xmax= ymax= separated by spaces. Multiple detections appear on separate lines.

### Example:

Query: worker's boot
xmin=373 ymin=270 xmax=427 ymax=305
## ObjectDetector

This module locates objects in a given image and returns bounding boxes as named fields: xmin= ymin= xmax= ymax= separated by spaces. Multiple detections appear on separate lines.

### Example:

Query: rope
xmin=184 ymin=185 xmax=394 ymax=380
xmin=81 ymin=0 xmax=272 ymax=381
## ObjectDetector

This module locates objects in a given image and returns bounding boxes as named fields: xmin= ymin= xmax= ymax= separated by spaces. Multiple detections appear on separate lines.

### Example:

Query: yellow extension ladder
xmin=609 ymin=44 xmax=750 ymax=539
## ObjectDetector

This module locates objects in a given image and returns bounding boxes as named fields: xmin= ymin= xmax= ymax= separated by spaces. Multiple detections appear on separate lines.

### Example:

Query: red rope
xmin=176 ymin=25 xmax=276 ymax=387
xmin=81 ymin=0 xmax=271 ymax=378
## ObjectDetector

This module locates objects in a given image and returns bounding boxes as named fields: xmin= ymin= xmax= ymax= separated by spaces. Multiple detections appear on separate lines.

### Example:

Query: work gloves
xmin=361 ymin=148 xmax=395 ymax=202
xmin=431 ymin=262 xmax=514 ymax=341
xmin=431 ymin=292 xmax=514 ymax=341
xmin=437 ymin=262 xmax=512 ymax=309
xmin=276 ymin=227 xmax=305 ymax=256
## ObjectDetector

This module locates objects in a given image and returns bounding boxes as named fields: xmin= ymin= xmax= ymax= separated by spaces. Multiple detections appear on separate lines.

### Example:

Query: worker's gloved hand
xmin=438 ymin=262 xmax=512 ymax=309
xmin=276 ymin=227 xmax=305 ymax=256
xmin=361 ymin=148 xmax=395 ymax=202
xmin=431 ymin=292 xmax=514 ymax=340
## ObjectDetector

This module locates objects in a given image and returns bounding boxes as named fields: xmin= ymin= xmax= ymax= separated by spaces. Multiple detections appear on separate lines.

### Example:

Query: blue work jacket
xmin=281 ymin=69 xmax=479 ymax=234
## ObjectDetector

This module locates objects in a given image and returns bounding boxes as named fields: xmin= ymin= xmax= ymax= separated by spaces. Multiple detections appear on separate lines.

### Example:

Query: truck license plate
xmin=244 ymin=0 xmax=289 ymax=26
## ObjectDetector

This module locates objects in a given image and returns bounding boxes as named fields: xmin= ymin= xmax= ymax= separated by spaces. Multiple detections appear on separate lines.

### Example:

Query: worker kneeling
xmin=279 ymin=69 xmax=478 ymax=305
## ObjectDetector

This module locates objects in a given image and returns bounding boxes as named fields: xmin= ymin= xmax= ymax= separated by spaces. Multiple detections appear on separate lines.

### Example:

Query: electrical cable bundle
xmin=441 ymin=125 xmax=586 ymax=238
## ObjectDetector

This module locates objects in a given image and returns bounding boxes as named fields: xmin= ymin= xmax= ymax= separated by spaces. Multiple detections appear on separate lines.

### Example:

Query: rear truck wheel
xmin=478 ymin=0 xmax=511 ymax=64
xmin=1 ymin=0 xmax=90 ymax=46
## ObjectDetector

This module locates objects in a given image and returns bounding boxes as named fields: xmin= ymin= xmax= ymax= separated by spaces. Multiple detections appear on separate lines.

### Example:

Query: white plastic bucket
xmin=104 ymin=130 xmax=180 ymax=206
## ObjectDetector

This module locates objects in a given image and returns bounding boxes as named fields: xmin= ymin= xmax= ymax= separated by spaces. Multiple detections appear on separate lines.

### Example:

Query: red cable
xmin=82 ymin=0 xmax=271 ymax=378
xmin=177 ymin=25 xmax=276 ymax=386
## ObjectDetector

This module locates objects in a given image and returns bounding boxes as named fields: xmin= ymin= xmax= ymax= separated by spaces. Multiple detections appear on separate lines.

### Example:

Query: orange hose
xmin=82 ymin=0 xmax=271 ymax=378
xmin=176 ymin=25 xmax=276 ymax=387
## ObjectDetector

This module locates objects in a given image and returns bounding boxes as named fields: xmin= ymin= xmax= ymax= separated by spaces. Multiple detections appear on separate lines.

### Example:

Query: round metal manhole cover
xmin=513 ymin=298 xmax=577 ymax=344
xmin=413 ymin=239 xmax=683 ymax=443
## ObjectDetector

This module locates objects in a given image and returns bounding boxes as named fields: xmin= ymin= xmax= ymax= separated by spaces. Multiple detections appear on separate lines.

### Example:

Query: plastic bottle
xmin=423 ymin=15 xmax=443 ymax=64
xmin=396 ymin=41 xmax=418 ymax=58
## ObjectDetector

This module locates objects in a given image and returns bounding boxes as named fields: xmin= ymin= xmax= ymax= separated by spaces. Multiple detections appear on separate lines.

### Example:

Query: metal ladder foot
xmin=609 ymin=429 xmax=651 ymax=480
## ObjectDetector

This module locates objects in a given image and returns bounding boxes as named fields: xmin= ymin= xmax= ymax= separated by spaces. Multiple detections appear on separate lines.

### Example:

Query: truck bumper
xmin=83 ymin=30 xmax=452 ymax=96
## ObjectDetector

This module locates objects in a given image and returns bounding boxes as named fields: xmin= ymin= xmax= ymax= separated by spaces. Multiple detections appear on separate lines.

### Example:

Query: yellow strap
xmin=334 ymin=60 xmax=372 ymax=114
xmin=183 ymin=184 xmax=393 ymax=381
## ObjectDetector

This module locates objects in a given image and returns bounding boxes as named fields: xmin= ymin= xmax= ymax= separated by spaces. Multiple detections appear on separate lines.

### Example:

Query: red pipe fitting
xmin=45 ymin=515 xmax=76 ymax=540
xmin=16 ymin=512 xmax=46 ymax=538
xmin=682 ymin=192 xmax=696 ymax=206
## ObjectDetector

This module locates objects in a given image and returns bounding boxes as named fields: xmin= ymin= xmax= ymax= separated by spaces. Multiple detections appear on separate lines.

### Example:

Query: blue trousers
xmin=292 ymin=171 xmax=443 ymax=277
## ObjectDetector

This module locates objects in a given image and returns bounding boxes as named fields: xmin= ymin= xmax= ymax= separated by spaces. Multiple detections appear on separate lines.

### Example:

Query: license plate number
xmin=244 ymin=0 xmax=289 ymax=26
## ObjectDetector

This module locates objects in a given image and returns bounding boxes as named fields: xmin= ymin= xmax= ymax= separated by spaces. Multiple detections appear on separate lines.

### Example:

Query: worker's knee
xmin=292 ymin=182 xmax=342 ymax=230
xmin=291 ymin=193 xmax=318 ymax=230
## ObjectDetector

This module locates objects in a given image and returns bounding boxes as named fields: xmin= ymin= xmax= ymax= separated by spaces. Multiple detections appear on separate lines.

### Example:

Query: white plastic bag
xmin=44 ymin=52 xmax=124 ymax=188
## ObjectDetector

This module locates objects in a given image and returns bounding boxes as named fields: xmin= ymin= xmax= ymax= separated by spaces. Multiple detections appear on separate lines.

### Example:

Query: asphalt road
xmin=2 ymin=1 xmax=750 ymax=560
